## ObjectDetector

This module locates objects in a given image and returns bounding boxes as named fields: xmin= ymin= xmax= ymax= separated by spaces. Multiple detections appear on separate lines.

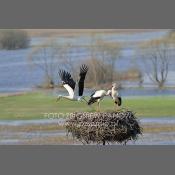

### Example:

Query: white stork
xmin=109 ymin=83 xmax=122 ymax=110
xmin=87 ymin=90 xmax=111 ymax=111
xmin=57 ymin=64 xmax=88 ymax=102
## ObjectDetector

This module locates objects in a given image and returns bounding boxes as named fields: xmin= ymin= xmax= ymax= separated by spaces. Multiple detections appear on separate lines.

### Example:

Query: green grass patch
xmin=0 ymin=92 xmax=175 ymax=120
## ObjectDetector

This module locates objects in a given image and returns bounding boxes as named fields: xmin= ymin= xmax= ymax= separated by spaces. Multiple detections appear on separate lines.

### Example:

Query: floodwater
xmin=37 ymin=86 xmax=175 ymax=99
xmin=0 ymin=117 xmax=175 ymax=145
xmin=0 ymin=30 xmax=175 ymax=94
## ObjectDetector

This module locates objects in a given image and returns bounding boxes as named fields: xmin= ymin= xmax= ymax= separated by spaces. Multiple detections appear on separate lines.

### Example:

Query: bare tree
xmin=81 ymin=39 xmax=121 ymax=87
xmin=28 ymin=39 xmax=74 ymax=88
xmin=141 ymin=40 xmax=170 ymax=88
xmin=0 ymin=29 xmax=30 ymax=50
xmin=85 ymin=57 xmax=111 ymax=86
xmin=95 ymin=40 xmax=121 ymax=82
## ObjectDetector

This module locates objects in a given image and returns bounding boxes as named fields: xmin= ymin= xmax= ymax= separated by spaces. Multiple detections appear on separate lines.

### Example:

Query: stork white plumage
xmin=87 ymin=90 xmax=111 ymax=111
xmin=57 ymin=64 xmax=88 ymax=102
xmin=109 ymin=83 xmax=122 ymax=110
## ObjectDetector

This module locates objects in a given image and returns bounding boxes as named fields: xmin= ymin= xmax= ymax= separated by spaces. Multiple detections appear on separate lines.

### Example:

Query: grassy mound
xmin=66 ymin=110 xmax=142 ymax=145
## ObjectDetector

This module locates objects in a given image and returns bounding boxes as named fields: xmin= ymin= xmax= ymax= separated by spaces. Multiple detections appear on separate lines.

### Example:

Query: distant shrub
xmin=120 ymin=68 xmax=143 ymax=81
xmin=0 ymin=30 xmax=30 ymax=50
xmin=83 ymin=57 xmax=121 ymax=87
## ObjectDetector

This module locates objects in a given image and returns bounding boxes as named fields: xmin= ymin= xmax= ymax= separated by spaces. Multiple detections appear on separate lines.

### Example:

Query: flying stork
xmin=57 ymin=64 xmax=88 ymax=102
xmin=87 ymin=90 xmax=111 ymax=111
xmin=109 ymin=83 xmax=122 ymax=110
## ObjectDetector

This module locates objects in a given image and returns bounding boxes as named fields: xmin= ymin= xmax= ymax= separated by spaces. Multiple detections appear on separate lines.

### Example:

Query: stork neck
xmin=112 ymin=86 xmax=117 ymax=90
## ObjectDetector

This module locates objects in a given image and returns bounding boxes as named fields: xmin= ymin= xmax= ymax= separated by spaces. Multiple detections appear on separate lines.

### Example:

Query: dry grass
xmin=143 ymin=124 xmax=175 ymax=133
xmin=0 ymin=124 xmax=64 ymax=132
xmin=23 ymin=29 xmax=165 ymax=37
xmin=23 ymin=136 xmax=76 ymax=145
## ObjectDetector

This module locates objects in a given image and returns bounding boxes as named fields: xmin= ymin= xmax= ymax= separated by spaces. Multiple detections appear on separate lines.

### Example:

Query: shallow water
xmin=51 ymin=87 xmax=175 ymax=98
xmin=0 ymin=117 xmax=175 ymax=126
xmin=129 ymin=132 xmax=175 ymax=145
xmin=140 ymin=117 xmax=175 ymax=124
xmin=0 ymin=118 xmax=65 ymax=126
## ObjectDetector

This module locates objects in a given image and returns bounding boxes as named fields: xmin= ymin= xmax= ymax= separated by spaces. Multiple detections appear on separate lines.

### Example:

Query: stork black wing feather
xmin=59 ymin=69 xmax=76 ymax=90
xmin=78 ymin=64 xmax=88 ymax=96
xmin=90 ymin=91 xmax=96 ymax=97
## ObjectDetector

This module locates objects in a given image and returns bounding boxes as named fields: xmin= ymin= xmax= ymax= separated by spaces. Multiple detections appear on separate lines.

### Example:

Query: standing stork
xmin=87 ymin=90 xmax=111 ymax=111
xmin=57 ymin=64 xmax=88 ymax=102
xmin=109 ymin=83 xmax=122 ymax=110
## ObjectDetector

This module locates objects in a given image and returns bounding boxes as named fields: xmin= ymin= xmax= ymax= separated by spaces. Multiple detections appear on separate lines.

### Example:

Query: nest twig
xmin=65 ymin=110 xmax=142 ymax=145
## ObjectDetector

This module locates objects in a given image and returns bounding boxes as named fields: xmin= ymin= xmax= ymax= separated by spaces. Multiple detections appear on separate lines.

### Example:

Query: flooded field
xmin=0 ymin=118 xmax=175 ymax=145
xmin=0 ymin=30 xmax=175 ymax=145
xmin=0 ymin=30 xmax=175 ymax=94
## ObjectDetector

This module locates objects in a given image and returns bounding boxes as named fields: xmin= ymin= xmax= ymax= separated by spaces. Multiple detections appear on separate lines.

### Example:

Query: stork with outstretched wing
xmin=57 ymin=64 xmax=88 ymax=102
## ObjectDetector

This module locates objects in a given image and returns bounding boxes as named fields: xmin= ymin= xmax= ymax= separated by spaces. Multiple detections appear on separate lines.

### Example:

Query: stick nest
xmin=65 ymin=110 xmax=142 ymax=145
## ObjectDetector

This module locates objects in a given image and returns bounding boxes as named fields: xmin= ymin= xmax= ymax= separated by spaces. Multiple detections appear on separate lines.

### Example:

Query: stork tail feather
xmin=88 ymin=97 xmax=98 ymax=105
xmin=115 ymin=97 xmax=122 ymax=106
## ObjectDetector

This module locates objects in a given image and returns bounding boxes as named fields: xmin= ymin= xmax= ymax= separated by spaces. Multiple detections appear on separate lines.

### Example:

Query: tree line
xmin=28 ymin=34 xmax=173 ymax=89
xmin=0 ymin=29 xmax=29 ymax=50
